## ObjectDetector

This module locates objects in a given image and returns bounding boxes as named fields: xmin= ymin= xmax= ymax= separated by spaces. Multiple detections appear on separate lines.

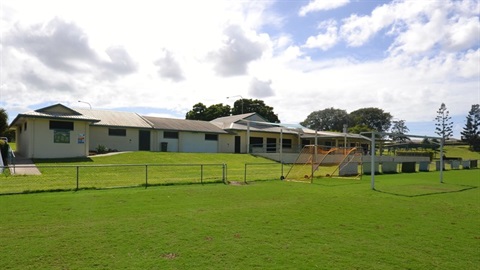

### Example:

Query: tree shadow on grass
xmin=374 ymin=184 xmax=478 ymax=197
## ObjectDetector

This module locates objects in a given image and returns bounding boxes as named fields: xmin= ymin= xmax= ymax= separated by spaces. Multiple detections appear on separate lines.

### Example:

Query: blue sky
xmin=1 ymin=0 xmax=479 ymax=138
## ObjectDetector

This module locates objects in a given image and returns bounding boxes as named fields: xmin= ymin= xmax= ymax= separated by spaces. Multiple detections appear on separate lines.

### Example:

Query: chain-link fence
xmin=243 ymin=163 xmax=292 ymax=183
xmin=1 ymin=162 xmax=291 ymax=194
xmin=0 ymin=163 xmax=227 ymax=194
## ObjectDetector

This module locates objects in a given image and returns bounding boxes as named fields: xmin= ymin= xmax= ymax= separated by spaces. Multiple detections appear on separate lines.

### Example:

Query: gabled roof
xmin=144 ymin=116 xmax=227 ymax=134
xmin=75 ymin=108 xmax=152 ymax=128
xmin=36 ymin=103 xmax=82 ymax=115
xmin=211 ymin=113 xmax=299 ymax=135
xmin=9 ymin=104 xmax=100 ymax=127
xmin=210 ymin=113 xmax=257 ymax=129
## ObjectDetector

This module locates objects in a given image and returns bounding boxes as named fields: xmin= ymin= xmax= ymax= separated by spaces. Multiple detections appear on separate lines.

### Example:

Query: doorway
xmin=234 ymin=136 xmax=241 ymax=153
xmin=139 ymin=130 xmax=151 ymax=151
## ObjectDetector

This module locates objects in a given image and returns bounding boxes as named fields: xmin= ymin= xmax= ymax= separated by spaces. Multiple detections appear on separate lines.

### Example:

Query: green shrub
xmin=96 ymin=145 xmax=108 ymax=154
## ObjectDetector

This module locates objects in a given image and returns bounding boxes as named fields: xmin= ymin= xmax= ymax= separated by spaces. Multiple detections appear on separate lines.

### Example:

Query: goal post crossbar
xmin=360 ymin=132 xmax=445 ymax=190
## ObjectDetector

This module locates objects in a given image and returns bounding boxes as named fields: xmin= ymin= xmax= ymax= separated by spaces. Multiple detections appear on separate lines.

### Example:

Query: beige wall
xmin=218 ymin=134 xmax=235 ymax=153
xmin=154 ymin=131 xmax=221 ymax=153
xmin=19 ymin=118 xmax=90 ymax=158
xmin=179 ymin=132 xmax=218 ymax=153
xmin=89 ymin=126 xmax=142 ymax=152
xmin=155 ymin=130 xmax=179 ymax=152
xmin=15 ymin=119 xmax=31 ymax=157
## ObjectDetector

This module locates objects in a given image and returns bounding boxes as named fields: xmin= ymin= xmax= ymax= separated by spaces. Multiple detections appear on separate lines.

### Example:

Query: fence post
xmin=244 ymin=164 xmax=247 ymax=184
xmin=145 ymin=165 xmax=148 ymax=189
xmin=200 ymin=165 xmax=203 ymax=185
xmin=223 ymin=164 xmax=227 ymax=184
xmin=76 ymin=166 xmax=79 ymax=191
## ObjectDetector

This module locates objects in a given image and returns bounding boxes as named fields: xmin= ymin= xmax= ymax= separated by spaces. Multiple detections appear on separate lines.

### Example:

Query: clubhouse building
xmin=9 ymin=104 xmax=370 ymax=159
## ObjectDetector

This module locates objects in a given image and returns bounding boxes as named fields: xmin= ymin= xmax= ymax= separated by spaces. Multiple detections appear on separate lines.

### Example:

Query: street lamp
xmin=78 ymin=100 xmax=92 ymax=109
xmin=226 ymin=95 xmax=244 ymax=114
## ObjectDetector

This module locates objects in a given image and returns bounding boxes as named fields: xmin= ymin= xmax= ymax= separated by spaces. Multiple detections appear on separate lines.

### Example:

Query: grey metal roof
xmin=210 ymin=113 xmax=257 ymax=128
xmin=144 ymin=116 xmax=227 ymax=133
xmin=75 ymin=108 xmax=152 ymax=128
xmin=9 ymin=104 xmax=100 ymax=127
xmin=210 ymin=113 xmax=299 ymax=135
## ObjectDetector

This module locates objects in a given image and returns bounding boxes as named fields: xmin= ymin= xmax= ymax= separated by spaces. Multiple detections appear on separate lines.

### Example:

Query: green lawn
xmin=443 ymin=145 xmax=480 ymax=160
xmin=0 ymin=169 xmax=478 ymax=269
xmin=1 ymin=152 xmax=283 ymax=194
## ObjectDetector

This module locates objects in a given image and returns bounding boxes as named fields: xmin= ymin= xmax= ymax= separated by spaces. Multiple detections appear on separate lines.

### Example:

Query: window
xmin=49 ymin=121 xmax=74 ymax=131
xmin=109 ymin=128 xmax=127 ymax=136
xmin=164 ymin=131 xmax=179 ymax=139
xmin=54 ymin=130 xmax=70 ymax=143
xmin=205 ymin=134 xmax=218 ymax=141
xmin=250 ymin=137 xmax=263 ymax=148
xmin=282 ymin=139 xmax=292 ymax=148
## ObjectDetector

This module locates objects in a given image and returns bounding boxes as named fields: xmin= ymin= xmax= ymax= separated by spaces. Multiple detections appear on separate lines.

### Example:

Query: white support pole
xmin=313 ymin=130 xmax=318 ymax=180
xmin=280 ymin=128 xmax=284 ymax=178
xmin=440 ymin=138 xmax=444 ymax=183
xmin=246 ymin=122 xmax=250 ymax=154
xmin=371 ymin=132 xmax=376 ymax=190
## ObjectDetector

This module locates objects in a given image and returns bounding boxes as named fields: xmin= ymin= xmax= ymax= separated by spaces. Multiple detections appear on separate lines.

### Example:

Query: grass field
xmin=0 ymin=169 xmax=479 ymax=269
xmin=443 ymin=145 xmax=480 ymax=160
xmin=1 ymin=152 xmax=283 ymax=194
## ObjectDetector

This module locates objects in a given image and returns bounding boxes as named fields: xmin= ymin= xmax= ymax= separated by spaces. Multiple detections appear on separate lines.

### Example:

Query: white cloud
xmin=249 ymin=78 xmax=275 ymax=98
xmin=208 ymin=25 xmax=266 ymax=77
xmin=340 ymin=3 xmax=396 ymax=47
xmin=299 ymin=0 xmax=350 ymax=16
xmin=339 ymin=0 xmax=480 ymax=57
xmin=153 ymin=49 xmax=185 ymax=82
xmin=445 ymin=17 xmax=480 ymax=51
xmin=304 ymin=19 xmax=339 ymax=50
xmin=5 ymin=18 xmax=137 ymax=79
xmin=0 ymin=0 xmax=478 ymax=139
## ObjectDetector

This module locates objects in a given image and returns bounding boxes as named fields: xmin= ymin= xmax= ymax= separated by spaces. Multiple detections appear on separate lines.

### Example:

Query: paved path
xmin=9 ymin=154 xmax=41 ymax=175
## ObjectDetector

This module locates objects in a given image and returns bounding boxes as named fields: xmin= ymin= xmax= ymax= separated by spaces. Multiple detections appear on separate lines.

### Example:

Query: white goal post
xmin=361 ymin=132 xmax=445 ymax=190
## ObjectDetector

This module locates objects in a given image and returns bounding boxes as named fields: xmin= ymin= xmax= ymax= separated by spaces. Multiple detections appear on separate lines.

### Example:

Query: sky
xmin=1 ymin=0 xmax=479 ymax=138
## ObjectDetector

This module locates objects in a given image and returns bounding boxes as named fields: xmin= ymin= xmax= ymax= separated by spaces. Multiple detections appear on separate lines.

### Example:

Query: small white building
xmin=9 ymin=104 xmax=371 ymax=159
xmin=9 ymin=104 xmax=100 ymax=158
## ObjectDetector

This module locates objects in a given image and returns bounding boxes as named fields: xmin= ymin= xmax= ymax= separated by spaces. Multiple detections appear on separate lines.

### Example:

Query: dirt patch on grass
xmin=229 ymin=181 xmax=246 ymax=186
xmin=162 ymin=253 xmax=179 ymax=260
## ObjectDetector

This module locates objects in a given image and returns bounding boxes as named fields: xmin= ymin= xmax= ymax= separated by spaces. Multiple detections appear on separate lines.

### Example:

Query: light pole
xmin=78 ymin=100 xmax=92 ymax=109
xmin=226 ymin=95 xmax=244 ymax=114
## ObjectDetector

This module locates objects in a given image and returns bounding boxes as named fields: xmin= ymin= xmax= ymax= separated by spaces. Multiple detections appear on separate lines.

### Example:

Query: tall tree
xmin=348 ymin=107 xmax=392 ymax=134
xmin=300 ymin=108 xmax=348 ymax=131
xmin=185 ymin=103 xmax=208 ymax=120
xmin=461 ymin=104 xmax=480 ymax=151
xmin=232 ymin=99 xmax=280 ymax=123
xmin=0 ymin=108 xmax=8 ymax=136
xmin=205 ymin=103 xmax=231 ymax=121
xmin=186 ymin=103 xmax=231 ymax=121
xmin=434 ymin=103 xmax=454 ymax=142
xmin=390 ymin=119 xmax=410 ymax=142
